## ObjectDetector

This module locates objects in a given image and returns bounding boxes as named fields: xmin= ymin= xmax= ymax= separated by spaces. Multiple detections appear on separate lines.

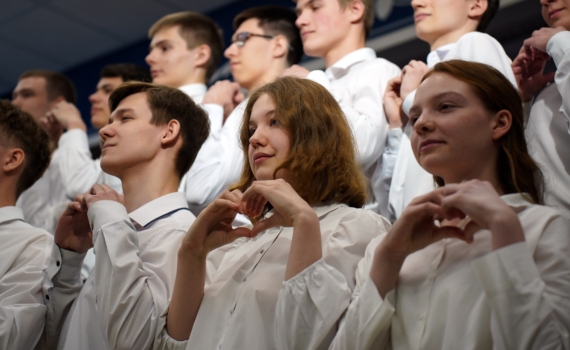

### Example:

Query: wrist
xmin=292 ymin=207 xmax=318 ymax=228
xmin=66 ymin=120 xmax=87 ymax=132
xmin=489 ymin=210 xmax=525 ymax=250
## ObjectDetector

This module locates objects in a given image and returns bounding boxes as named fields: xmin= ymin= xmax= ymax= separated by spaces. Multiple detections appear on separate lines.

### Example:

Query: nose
xmin=224 ymin=42 xmax=238 ymax=59
xmin=411 ymin=0 xmax=424 ymax=11
xmin=295 ymin=10 xmax=308 ymax=29
xmin=99 ymin=120 xmax=116 ymax=143
xmin=412 ymin=112 xmax=435 ymax=135
xmin=12 ymin=95 xmax=22 ymax=107
xmin=145 ymin=49 xmax=156 ymax=66
xmin=89 ymin=91 xmax=99 ymax=104
xmin=249 ymin=126 xmax=268 ymax=149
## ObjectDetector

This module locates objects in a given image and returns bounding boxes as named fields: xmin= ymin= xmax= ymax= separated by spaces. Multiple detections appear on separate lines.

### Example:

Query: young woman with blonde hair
xmin=153 ymin=77 xmax=389 ymax=350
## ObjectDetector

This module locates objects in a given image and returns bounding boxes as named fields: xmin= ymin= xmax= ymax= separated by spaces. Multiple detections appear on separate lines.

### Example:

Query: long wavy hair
xmin=423 ymin=60 xmax=543 ymax=204
xmin=230 ymin=77 xmax=368 ymax=216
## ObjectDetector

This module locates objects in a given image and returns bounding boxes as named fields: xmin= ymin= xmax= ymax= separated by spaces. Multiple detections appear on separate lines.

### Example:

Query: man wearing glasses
xmin=179 ymin=5 xmax=303 ymax=218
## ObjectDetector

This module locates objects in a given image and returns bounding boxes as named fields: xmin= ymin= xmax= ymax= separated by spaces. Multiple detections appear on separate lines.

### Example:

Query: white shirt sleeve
xmin=273 ymin=211 xmax=389 ymax=349
xmin=181 ymin=104 xmax=244 ymax=214
xmin=546 ymin=30 xmax=570 ymax=132
xmin=471 ymin=216 xmax=570 ymax=349
xmin=0 ymin=232 xmax=54 ymax=350
xmin=87 ymin=200 xmax=183 ymax=350
xmin=45 ymin=247 xmax=85 ymax=349
xmin=372 ymin=128 xmax=403 ymax=219
xmin=57 ymin=129 xmax=122 ymax=197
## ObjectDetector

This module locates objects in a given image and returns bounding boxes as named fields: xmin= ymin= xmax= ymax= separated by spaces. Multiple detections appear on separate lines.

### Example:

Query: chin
xmin=100 ymin=158 xmax=121 ymax=178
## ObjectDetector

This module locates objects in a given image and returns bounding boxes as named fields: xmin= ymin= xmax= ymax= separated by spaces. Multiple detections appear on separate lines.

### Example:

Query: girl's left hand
xmin=241 ymin=179 xmax=315 ymax=235
xmin=439 ymin=180 xmax=525 ymax=249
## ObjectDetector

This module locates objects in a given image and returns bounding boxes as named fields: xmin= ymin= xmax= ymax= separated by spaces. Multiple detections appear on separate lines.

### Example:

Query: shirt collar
xmin=128 ymin=192 xmax=189 ymax=228
xmin=326 ymin=47 xmax=377 ymax=80
xmin=313 ymin=203 xmax=347 ymax=218
xmin=178 ymin=83 xmax=207 ymax=100
xmin=0 ymin=206 xmax=25 ymax=225
xmin=501 ymin=192 xmax=534 ymax=213
xmin=426 ymin=42 xmax=456 ymax=68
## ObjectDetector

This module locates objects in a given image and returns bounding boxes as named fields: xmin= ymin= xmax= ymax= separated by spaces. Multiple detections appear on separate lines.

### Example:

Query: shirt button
xmin=243 ymin=277 xmax=247 ymax=282
xmin=45 ymin=295 xmax=50 ymax=300
xmin=260 ymin=249 xmax=264 ymax=254
xmin=56 ymin=260 xmax=61 ymax=267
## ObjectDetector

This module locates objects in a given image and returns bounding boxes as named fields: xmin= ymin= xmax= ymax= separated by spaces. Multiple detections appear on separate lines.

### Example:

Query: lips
xmin=150 ymin=70 xmax=161 ymax=77
xmin=549 ymin=8 xmax=563 ymax=18
xmin=419 ymin=139 xmax=445 ymax=152
xmin=301 ymin=30 xmax=314 ymax=38
xmin=414 ymin=13 xmax=430 ymax=22
xmin=102 ymin=143 xmax=115 ymax=152
xmin=253 ymin=152 xmax=273 ymax=163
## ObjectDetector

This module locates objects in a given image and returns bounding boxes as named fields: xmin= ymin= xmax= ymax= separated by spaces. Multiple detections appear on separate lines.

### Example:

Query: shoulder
xmin=323 ymin=205 xmax=391 ymax=236
xmin=457 ymin=31 xmax=500 ymax=45
xmin=0 ymin=221 xmax=53 ymax=264
xmin=356 ymin=57 xmax=401 ymax=76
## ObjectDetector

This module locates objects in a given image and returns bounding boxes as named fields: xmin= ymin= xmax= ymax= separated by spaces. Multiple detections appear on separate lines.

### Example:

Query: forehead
xmin=111 ymin=92 xmax=152 ymax=119
xmin=97 ymin=76 xmax=124 ymax=89
xmin=235 ymin=18 xmax=262 ymax=36
xmin=250 ymin=94 xmax=275 ymax=121
xmin=15 ymin=76 xmax=47 ymax=92
xmin=150 ymin=25 xmax=185 ymax=45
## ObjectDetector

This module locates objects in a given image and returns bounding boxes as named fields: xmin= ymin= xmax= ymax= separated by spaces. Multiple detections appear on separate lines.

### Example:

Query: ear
xmin=160 ymin=119 xmax=181 ymax=147
xmin=468 ymin=0 xmax=488 ymax=21
xmin=271 ymin=35 xmax=289 ymax=60
xmin=347 ymin=0 xmax=366 ymax=25
xmin=2 ymin=148 xmax=25 ymax=173
xmin=193 ymin=44 xmax=212 ymax=69
xmin=491 ymin=110 xmax=512 ymax=141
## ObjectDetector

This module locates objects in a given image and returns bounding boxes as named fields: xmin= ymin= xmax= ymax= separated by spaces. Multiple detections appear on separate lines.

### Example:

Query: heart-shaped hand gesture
xmin=54 ymin=194 xmax=93 ymax=254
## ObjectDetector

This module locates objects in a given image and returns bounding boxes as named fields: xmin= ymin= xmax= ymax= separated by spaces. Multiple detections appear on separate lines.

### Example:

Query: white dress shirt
xmin=57 ymin=129 xmax=123 ymax=196
xmin=16 ymin=148 xmax=69 ymax=233
xmin=46 ymin=192 xmax=195 ymax=350
xmin=179 ymin=100 xmax=246 ymax=217
xmin=0 ymin=206 xmax=57 ymax=350
xmin=330 ymin=193 xmax=570 ymax=350
xmin=387 ymin=32 xmax=518 ymax=221
xmin=178 ymin=83 xmax=207 ymax=104
xmin=526 ymin=31 xmax=570 ymax=219
xmin=154 ymin=204 xmax=388 ymax=350
xmin=307 ymin=48 xmax=401 ymax=212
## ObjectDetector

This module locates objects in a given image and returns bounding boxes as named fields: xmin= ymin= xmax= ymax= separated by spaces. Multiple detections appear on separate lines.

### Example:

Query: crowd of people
xmin=0 ymin=0 xmax=569 ymax=348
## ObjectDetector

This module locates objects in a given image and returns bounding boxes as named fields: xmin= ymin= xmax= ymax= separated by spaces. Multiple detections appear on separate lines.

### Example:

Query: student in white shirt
xmin=146 ymin=12 xmax=223 ymax=104
xmin=154 ymin=77 xmax=388 ymax=350
xmin=0 ymin=100 xmax=54 ymax=349
xmin=180 ymin=6 xmax=303 ymax=217
xmin=330 ymin=60 xmax=570 ymax=349
xmin=288 ymin=0 xmax=401 ymax=214
xmin=512 ymin=0 xmax=570 ymax=219
xmin=45 ymin=82 xmax=210 ymax=350
xmin=11 ymin=70 xmax=77 ymax=233
xmin=384 ymin=0 xmax=517 ymax=221
xmin=49 ymin=63 xmax=151 ymax=197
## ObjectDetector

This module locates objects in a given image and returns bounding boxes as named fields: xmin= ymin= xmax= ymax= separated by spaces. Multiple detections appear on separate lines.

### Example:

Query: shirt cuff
xmin=306 ymin=70 xmax=331 ymax=91
xmin=546 ymin=31 xmax=570 ymax=67
xmin=472 ymin=242 xmax=540 ymax=298
xmin=402 ymin=90 xmax=416 ymax=117
xmin=359 ymin=276 xmax=396 ymax=318
xmin=201 ymin=104 xmax=224 ymax=134
xmin=385 ymin=128 xmax=403 ymax=154
xmin=56 ymin=247 xmax=87 ymax=282
xmin=87 ymin=200 xmax=130 ymax=242
xmin=58 ymin=128 xmax=90 ymax=151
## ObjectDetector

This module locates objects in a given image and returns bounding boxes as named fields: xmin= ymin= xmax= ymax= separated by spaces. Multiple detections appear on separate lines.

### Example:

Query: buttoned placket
xmin=216 ymin=226 xmax=284 ymax=349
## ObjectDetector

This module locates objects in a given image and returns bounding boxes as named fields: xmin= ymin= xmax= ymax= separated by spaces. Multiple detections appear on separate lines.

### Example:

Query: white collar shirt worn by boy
xmin=0 ymin=206 xmax=57 ymax=350
xmin=45 ymin=192 xmax=194 ymax=350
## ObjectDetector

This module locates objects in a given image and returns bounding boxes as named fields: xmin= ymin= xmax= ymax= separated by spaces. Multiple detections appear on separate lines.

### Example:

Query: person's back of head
xmin=101 ymin=63 xmax=151 ymax=83
xmin=0 ymin=100 xmax=50 ymax=199
xmin=232 ymin=76 xmax=367 ymax=210
xmin=107 ymin=82 xmax=210 ymax=181
xmin=147 ymin=12 xmax=224 ymax=86
xmin=478 ymin=0 xmax=499 ymax=32
xmin=234 ymin=6 xmax=303 ymax=66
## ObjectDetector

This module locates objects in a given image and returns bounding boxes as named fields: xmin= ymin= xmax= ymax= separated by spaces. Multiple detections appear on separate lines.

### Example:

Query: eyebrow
xmin=248 ymin=109 xmax=276 ymax=126
xmin=149 ymin=39 xmax=171 ymax=50
xmin=410 ymin=91 xmax=466 ymax=114
xmin=110 ymin=107 xmax=135 ymax=122
xmin=296 ymin=0 xmax=316 ymax=14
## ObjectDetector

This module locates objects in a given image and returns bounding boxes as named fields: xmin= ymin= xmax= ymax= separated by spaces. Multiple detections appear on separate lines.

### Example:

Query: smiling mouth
xmin=419 ymin=140 xmax=445 ymax=152
xmin=254 ymin=154 xmax=273 ymax=163
xmin=550 ymin=8 xmax=563 ymax=18
xmin=414 ymin=13 xmax=430 ymax=21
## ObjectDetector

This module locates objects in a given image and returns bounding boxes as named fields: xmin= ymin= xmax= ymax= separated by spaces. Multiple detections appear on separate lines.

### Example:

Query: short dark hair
xmin=478 ymin=0 xmax=499 ymax=32
xmin=0 ymin=100 xmax=50 ymax=198
xmin=149 ymin=12 xmax=224 ymax=81
xmin=108 ymin=82 xmax=209 ymax=180
xmin=101 ymin=64 xmax=151 ymax=83
xmin=19 ymin=70 xmax=77 ymax=104
xmin=234 ymin=6 xmax=303 ymax=66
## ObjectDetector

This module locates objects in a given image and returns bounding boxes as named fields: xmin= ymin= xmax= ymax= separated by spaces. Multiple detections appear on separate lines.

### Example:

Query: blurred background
xmin=0 ymin=0 xmax=548 ymax=144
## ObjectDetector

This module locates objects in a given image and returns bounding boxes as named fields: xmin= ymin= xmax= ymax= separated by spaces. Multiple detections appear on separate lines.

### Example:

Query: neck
xmin=117 ymin=159 xmax=180 ymax=213
xmin=428 ymin=26 xmax=477 ymax=51
xmin=324 ymin=31 xmax=366 ymax=68
xmin=177 ymin=70 xmax=207 ymax=88
xmin=247 ymin=60 xmax=289 ymax=92
xmin=0 ymin=180 xmax=17 ymax=207
xmin=441 ymin=156 xmax=504 ymax=195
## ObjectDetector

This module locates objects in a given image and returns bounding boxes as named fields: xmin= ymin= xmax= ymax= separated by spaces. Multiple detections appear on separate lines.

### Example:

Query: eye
xmin=410 ymin=115 xmax=420 ymax=126
xmin=248 ymin=127 xmax=257 ymax=137
xmin=439 ymin=103 xmax=454 ymax=111
xmin=269 ymin=118 xmax=279 ymax=127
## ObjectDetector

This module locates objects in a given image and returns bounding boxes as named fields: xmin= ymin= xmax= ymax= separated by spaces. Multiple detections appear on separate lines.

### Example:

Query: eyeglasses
xmin=231 ymin=32 xmax=295 ymax=52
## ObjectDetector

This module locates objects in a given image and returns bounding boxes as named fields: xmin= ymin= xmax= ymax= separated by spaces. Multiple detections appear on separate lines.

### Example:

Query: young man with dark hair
xmin=179 ymin=5 xmax=303 ymax=218
xmin=513 ymin=0 xmax=570 ymax=218
xmin=11 ymin=70 xmax=77 ymax=233
xmin=0 ymin=100 xmax=55 ymax=349
xmin=289 ymin=0 xmax=401 ymax=215
xmin=146 ymin=11 xmax=223 ymax=103
xmin=46 ymin=82 xmax=210 ymax=350
xmin=384 ymin=0 xmax=517 ymax=221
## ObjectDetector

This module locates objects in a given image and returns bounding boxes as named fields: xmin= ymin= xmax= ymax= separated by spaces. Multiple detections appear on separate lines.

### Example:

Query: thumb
xmin=251 ymin=214 xmax=282 ymax=236
xmin=541 ymin=71 xmax=555 ymax=85
xmin=227 ymin=226 xmax=254 ymax=243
